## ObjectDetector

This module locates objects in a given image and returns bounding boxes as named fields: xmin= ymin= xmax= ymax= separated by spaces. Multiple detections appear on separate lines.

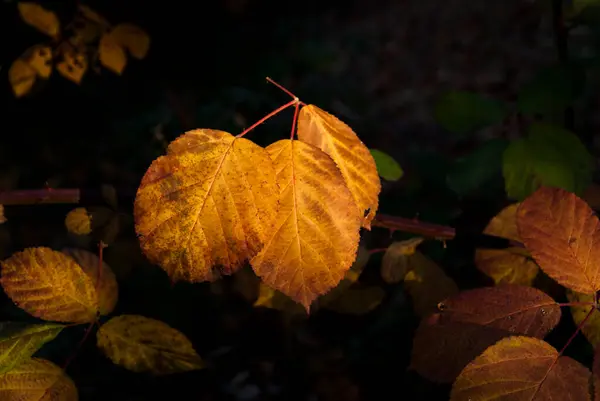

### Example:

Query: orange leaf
xmin=134 ymin=129 xmax=279 ymax=283
xmin=0 ymin=358 xmax=78 ymax=400
xmin=451 ymin=336 xmax=590 ymax=401
xmin=475 ymin=203 xmax=538 ymax=285
xmin=251 ymin=139 xmax=362 ymax=311
xmin=62 ymin=248 xmax=118 ymax=316
xmin=297 ymin=105 xmax=381 ymax=229
xmin=411 ymin=285 xmax=560 ymax=383
xmin=0 ymin=247 xmax=98 ymax=324
xmin=517 ymin=186 xmax=600 ymax=294
xmin=109 ymin=23 xmax=150 ymax=59
xmin=98 ymin=33 xmax=127 ymax=75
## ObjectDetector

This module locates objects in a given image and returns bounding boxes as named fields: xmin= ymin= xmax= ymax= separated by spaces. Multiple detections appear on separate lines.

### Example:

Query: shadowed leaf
xmin=380 ymin=238 xmax=424 ymax=284
xmin=0 ymin=322 xmax=63 ymax=374
xmin=0 ymin=358 xmax=77 ymax=400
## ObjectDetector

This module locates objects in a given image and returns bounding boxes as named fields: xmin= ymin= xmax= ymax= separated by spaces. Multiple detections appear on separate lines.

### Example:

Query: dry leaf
xmin=65 ymin=207 xmax=92 ymax=235
xmin=0 ymin=358 xmax=78 ymax=401
xmin=62 ymin=248 xmax=118 ymax=316
xmin=109 ymin=23 xmax=150 ymax=59
xmin=134 ymin=129 xmax=279 ymax=283
xmin=297 ymin=104 xmax=381 ymax=229
xmin=251 ymin=139 xmax=362 ymax=311
xmin=8 ymin=59 xmax=37 ymax=98
xmin=97 ymin=315 xmax=203 ymax=375
xmin=0 ymin=322 xmax=63 ymax=374
xmin=17 ymin=2 xmax=60 ymax=38
xmin=0 ymin=247 xmax=98 ymax=323
xmin=380 ymin=238 xmax=424 ymax=284
xmin=24 ymin=45 xmax=53 ymax=78
xmin=98 ymin=33 xmax=127 ymax=75
xmin=56 ymin=50 xmax=87 ymax=84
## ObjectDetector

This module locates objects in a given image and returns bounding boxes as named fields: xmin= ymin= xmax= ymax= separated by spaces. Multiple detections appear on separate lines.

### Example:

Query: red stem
xmin=372 ymin=213 xmax=456 ymax=240
xmin=236 ymin=99 xmax=298 ymax=138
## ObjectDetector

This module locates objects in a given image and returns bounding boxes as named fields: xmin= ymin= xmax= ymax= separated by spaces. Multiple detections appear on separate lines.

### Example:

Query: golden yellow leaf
xmin=566 ymin=290 xmax=600 ymax=347
xmin=65 ymin=207 xmax=92 ymax=235
xmin=297 ymin=104 xmax=381 ymax=229
xmin=97 ymin=315 xmax=203 ymax=375
xmin=8 ymin=58 xmax=36 ymax=98
xmin=56 ymin=50 xmax=87 ymax=84
xmin=24 ymin=45 xmax=52 ymax=78
xmin=380 ymin=238 xmax=424 ymax=284
xmin=134 ymin=129 xmax=279 ymax=283
xmin=62 ymin=248 xmax=118 ymax=316
xmin=109 ymin=23 xmax=150 ymax=59
xmin=251 ymin=139 xmax=362 ymax=311
xmin=98 ymin=33 xmax=126 ymax=75
xmin=475 ymin=203 xmax=538 ymax=285
xmin=0 ymin=247 xmax=98 ymax=324
xmin=0 ymin=358 xmax=77 ymax=401
xmin=0 ymin=322 xmax=63 ymax=374
xmin=404 ymin=252 xmax=459 ymax=317
xmin=17 ymin=2 xmax=60 ymax=38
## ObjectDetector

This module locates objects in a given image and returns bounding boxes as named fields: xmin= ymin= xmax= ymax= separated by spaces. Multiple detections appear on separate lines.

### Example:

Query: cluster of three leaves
xmin=133 ymin=104 xmax=382 ymax=311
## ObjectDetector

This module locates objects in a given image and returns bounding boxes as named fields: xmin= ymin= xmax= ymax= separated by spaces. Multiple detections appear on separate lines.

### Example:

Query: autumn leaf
xmin=250 ymin=139 xmax=362 ymax=311
xmin=62 ymin=248 xmax=118 ymax=315
xmin=254 ymin=283 xmax=306 ymax=316
xmin=450 ymin=336 xmax=590 ymax=401
xmin=99 ymin=33 xmax=127 ymax=75
xmin=380 ymin=238 xmax=424 ymax=284
xmin=0 ymin=247 xmax=98 ymax=323
xmin=0 ymin=322 xmax=63 ymax=374
xmin=134 ymin=129 xmax=279 ymax=283
xmin=97 ymin=315 xmax=203 ymax=375
xmin=17 ymin=2 xmax=60 ymax=38
xmin=403 ymin=252 xmax=458 ymax=317
xmin=411 ymin=285 xmax=560 ymax=382
xmin=517 ymin=186 xmax=600 ymax=294
xmin=566 ymin=290 xmax=600 ymax=347
xmin=24 ymin=45 xmax=53 ymax=79
xmin=320 ymin=286 xmax=384 ymax=315
xmin=297 ymin=104 xmax=381 ymax=229
xmin=109 ymin=24 xmax=150 ymax=59
xmin=474 ymin=203 xmax=538 ymax=285
xmin=8 ymin=59 xmax=37 ymax=98
xmin=0 ymin=358 xmax=77 ymax=400
xmin=65 ymin=207 xmax=92 ymax=235
xmin=56 ymin=50 xmax=87 ymax=84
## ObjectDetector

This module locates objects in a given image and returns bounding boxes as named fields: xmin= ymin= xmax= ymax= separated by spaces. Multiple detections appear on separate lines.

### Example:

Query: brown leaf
xmin=450 ymin=336 xmax=590 ymax=401
xmin=297 ymin=105 xmax=381 ymax=229
xmin=517 ymin=186 xmax=600 ymax=294
xmin=380 ymin=238 xmax=424 ymax=284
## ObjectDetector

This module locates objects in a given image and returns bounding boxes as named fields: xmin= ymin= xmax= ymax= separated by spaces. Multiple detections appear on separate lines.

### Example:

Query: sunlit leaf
xmin=17 ymin=2 xmax=60 ymax=38
xmin=566 ymin=290 xmax=600 ymax=347
xmin=474 ymin=203 xmax=538 ymax=285
xmin=433 ymin=91 xmax=508 ymax=135
xmin=0 ymin=322 xmax=63 ymax=374
xmin=62 ymin=248 xmax=118 ymax=316
xmin=0 ymin=358 xmax=77 ymax=400
xmin=134 ymin=129 xmax=279 ymax=283
xmin=1 ymin=247 xmax=98 ymax=324
xmin=411 ymin=285 xmax=560 ymax=383
xmin=109 ymin=23 xmax=150 ymax=59
xmin=98 ymin=33 xmax=127 ymax=75
xmin=517 ymin=186 xmax=600 ymax=294
xmin=380 ymin=238 xmax=424 ymax=284
xmin=503 ymin=123 xmax=593 ymax=200
xmin=450 ymin=336 xmax=590 ymax=401
xmin=369 ymin=149 xmax=403 ymax=181
xmin=251 ymin=139 xmax=362 ymax=311
xmin=56 ymin=50 xmax=87 ymax=84
xmin=297 ymin=104 xmax=381 ymax=229
xmin=404 ymin=252 xmax=458 ymax=317
xmin=97 ymin=314 xmax=203 ymax=375
xmin=65 ymin=207 xmax=92 ymax=235
xmin=8 ymin=59 xmax=36 ymax=98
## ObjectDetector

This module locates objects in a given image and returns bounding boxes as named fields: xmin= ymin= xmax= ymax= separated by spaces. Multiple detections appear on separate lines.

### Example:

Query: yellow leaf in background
xmin=8 ymin=58 xmax=36 ymax=98
xmin=404 ymin=252 xmax=458 ymax=317
xmin=254 ymin=283 xmax=306 ymax=316
xmin=0 ymin=322 xmax=63 ymax=374
xmin=134 ymin=129 xmax=279 ymax=283
xmin=0 ymin=247 xmax=98 ymax=324
xmin=17 ymin=2 xmax=60 ymax=38
xmin=297 ymin=104 xmax=381 ymax=229
xmin=65 ymin=207 xmax=92 ymax=235
xmin=0 ymin=205 xmax=5 ymax=225
xmin=474 ymin=203 xmax=538 ymax=285
xmin=0 ymin=358 xmax=77 ymax=400
xmin=380 ymin=238 xmax=424 ymax=284
xmin=318 ymin=245 xmax=370 ymax=305
xmin=322 ymin=286 xmax=384 ymax=315
xmin=109 ymin=23 xmax=150 ymax=59
xmin=97 ymin=315 xmax=203 ymax=375
xmin=567 ymin=290 xmax=600 ymax=347
xmin=98 ymin=33 xmax=127 ymax=75
xmin=251 ymin=139 xmax=362 ymax=311
xmin=62 ymin=248 xmax=118 ymax=316
xmin=56 ymin=50 xmax=87 ymax=84
xmin=24 ymin=44 xmax=53 ymax=78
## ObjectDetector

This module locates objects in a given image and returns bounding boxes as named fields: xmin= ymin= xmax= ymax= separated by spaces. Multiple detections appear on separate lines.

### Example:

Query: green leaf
xmin=370 ymin=149 xmax=404 ymax=181
xmin=502 ymin=123 xmax=593 ymax=200
xmin=517 ymin=64 xmax=585 ymax=115
xmin=446 ymin=138 xmax=509 ymax=197
xmin=566 ymin=1 xmax=600 ymax=19
xmin=433 ymin=91 xmax=508 ymax=135
xmin=0 ymin=322 xmax=64 ymax=373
